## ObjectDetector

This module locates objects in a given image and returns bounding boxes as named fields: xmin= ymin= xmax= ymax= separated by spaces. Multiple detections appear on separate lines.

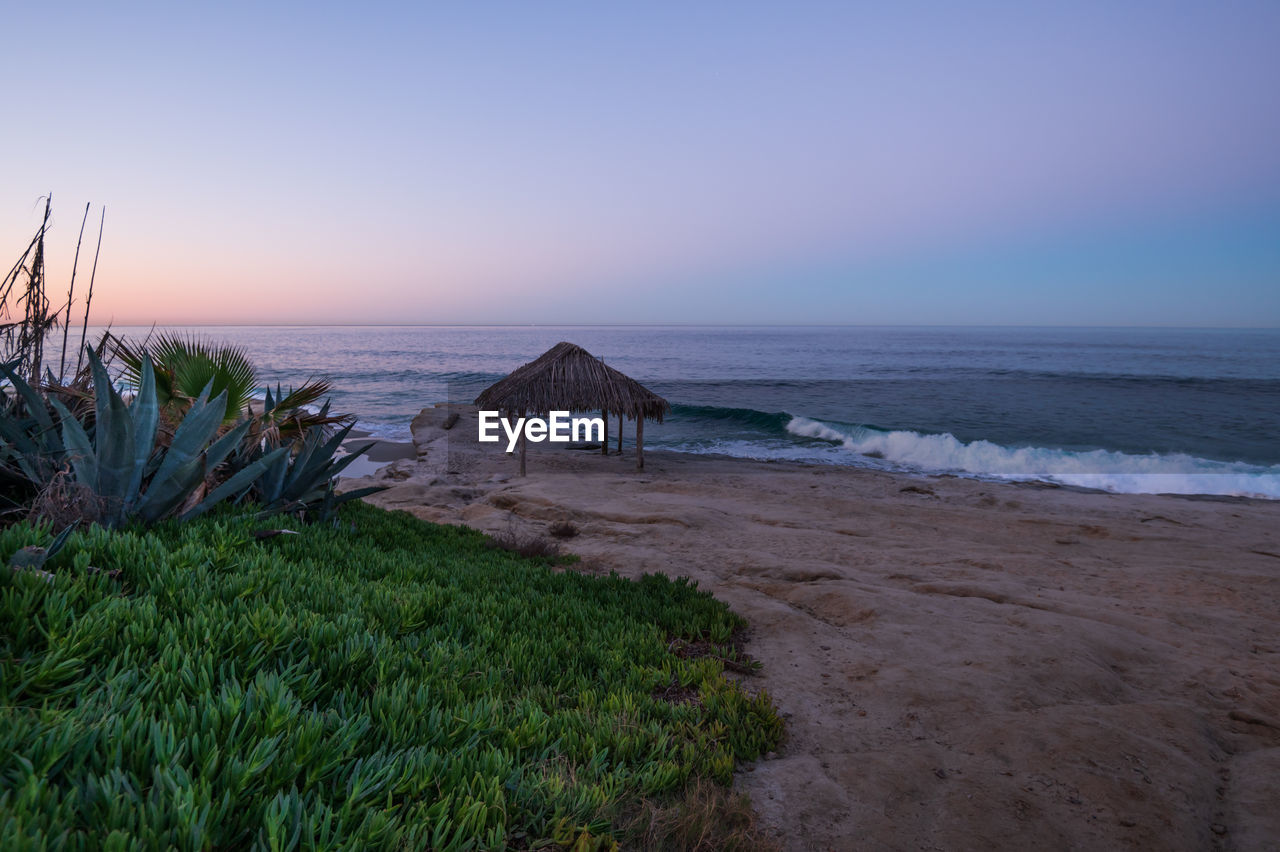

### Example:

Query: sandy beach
xmin=343 ymin=406 xmax=1280 ymax=851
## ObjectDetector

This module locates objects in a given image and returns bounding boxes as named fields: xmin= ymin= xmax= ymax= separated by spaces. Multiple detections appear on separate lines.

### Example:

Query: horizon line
xmin=86 ymin=321 xmax=1280 ymax=331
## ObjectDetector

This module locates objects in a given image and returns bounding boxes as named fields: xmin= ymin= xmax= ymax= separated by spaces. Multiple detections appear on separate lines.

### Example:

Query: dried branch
xmin=59 ymin=202 xmax=92 ymax=382
xmin=76 ymin=206 xmax=105 ymax=376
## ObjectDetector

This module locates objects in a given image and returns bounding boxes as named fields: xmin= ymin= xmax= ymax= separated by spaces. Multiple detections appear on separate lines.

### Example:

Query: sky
xmin=3 ymin=1 xmax=1279 ymax=326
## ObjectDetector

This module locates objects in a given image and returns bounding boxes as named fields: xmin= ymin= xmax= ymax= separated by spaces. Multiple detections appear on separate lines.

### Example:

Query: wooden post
xmin=507 ymin=409 xmax=526 ymax=476
xmin=602 ymin=409 xmax=609 ymax=454
xmin=635 ymin=416 xmax=644 ymax=471
xmin=617 ymin=413 xmax=623 ymax=453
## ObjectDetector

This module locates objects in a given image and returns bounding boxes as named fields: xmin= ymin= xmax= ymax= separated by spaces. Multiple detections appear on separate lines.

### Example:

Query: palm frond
xmin=271 ymin=378 xmax=333 ymax=413
xmin=108 ymin=332 xmax=257 ymax=422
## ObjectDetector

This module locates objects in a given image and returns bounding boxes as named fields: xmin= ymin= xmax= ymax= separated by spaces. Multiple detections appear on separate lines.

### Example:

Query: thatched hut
xmin=475 ymin=341 xmax=670 ymax=474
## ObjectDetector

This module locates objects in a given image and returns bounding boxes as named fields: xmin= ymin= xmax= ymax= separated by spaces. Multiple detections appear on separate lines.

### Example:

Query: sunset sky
xmin=3 ymin=1 xmax=1279 ymax=326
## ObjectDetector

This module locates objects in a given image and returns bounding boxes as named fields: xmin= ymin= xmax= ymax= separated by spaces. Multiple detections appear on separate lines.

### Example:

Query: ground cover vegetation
xmin=2 ymin=202 xmax=784 ymax=849
xmin=2 ymin=503 xmax=783 ymax=849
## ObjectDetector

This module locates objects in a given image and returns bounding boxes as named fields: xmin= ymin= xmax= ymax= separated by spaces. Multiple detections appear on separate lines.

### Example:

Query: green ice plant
xmin=53 ymin=349 xmax=288 ymax=527
xmin=0 ymin=502 xmax=782 ymax=849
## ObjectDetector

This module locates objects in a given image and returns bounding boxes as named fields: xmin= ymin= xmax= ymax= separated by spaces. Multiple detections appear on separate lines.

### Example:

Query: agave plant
xmin=3 ymin=343 xmax=382 ymax=526
xmin=0 ymin=359 xmax=66 ymax=512
xmin=51 ymin=349 xmax=289 ymax=527
xmin=239 ymin=420 xmax=384 ymax=521
xmin=110 ymin=330 xmax=351 ymax=438
xmin=251 ymin=380 xmax=351 ymax=448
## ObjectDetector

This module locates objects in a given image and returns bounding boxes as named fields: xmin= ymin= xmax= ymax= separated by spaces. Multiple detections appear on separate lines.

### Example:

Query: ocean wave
xmin=785 ymin=416 xmax=1280 ymax=499
xmin=669 ymin=403 xmax=792 ymax=431
xmin=969 ymin=370 xmax=1280 ymax=387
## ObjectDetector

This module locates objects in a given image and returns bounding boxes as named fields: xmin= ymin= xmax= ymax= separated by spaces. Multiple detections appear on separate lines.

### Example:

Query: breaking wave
xmin=783 ymin=416 xmax=1280 ymax=499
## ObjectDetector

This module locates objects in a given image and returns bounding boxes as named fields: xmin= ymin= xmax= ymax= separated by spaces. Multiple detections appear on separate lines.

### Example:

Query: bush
xmin=0 ymin=502 xmax=782 ymax=849
xmin=0 ymin=348 xmax=380 ymax=528
xmin=548 ymin=520 xmax=580 ymax=540
xmin=486 ymin=523 xmax=564 ymax=560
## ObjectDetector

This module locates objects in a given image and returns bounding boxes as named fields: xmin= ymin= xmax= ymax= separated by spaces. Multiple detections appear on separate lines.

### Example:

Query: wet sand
xmin=338 ymin=429 xmax=416 ymax=479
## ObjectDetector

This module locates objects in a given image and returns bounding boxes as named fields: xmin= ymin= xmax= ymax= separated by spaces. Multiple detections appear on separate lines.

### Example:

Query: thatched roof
xmin=475 ymin=342 xmax=670 ymax=422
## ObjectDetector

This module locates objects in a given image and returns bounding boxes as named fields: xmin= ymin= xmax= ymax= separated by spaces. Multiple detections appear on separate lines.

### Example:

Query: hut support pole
xmin=617 ymin=413 xmax=623 ymax=453
xmin=602 ymin=410 xmax=609 ymax=455
xmin=635 ymin=417 xmax=644 ymax=471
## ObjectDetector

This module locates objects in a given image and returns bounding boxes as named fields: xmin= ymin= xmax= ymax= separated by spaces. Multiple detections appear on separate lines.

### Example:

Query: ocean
xmin=95 ymin=326 xmax=1280 ymax=499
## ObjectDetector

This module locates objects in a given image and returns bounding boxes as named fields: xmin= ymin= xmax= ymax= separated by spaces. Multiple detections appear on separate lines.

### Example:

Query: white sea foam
xmin=785 ymin=416 xmax=1280 ymax=499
